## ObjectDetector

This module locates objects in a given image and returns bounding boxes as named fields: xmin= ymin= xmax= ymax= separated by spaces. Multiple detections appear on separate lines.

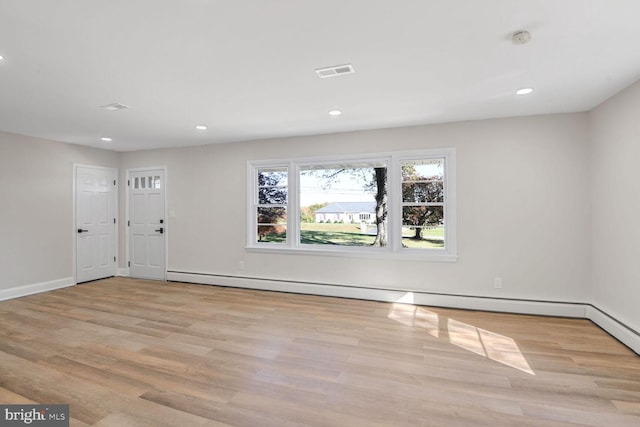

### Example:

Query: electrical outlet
xmin=238 ymin=261 xmax=245 ymax=271
xmin=494 ymin=277 xmax=503 ymax=289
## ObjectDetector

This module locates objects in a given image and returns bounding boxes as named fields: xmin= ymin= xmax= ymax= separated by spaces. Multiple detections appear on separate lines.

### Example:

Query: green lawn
xmin=301 ymin=223 xmax=374 ymax=246
xmin=401 ymin=224 xmax=444 ymax=249
xmin=260 ymin=223 xmax=444 ymax=249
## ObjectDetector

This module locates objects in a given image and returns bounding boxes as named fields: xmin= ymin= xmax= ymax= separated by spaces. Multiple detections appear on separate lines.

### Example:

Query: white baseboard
xmin=586 ymin=306 xmax=640 ymax=355
xmin=166 ymin=272 xmax=587 ymax=318
xmin=117 ymin=268 xmax=129 ymax=277
xmin=0 ymin=277 xmax=75 ymax=302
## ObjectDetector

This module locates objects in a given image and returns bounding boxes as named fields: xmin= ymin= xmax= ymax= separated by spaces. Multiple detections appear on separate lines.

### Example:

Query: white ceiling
xmin=1 ymin=0 xmax=639 ymax=152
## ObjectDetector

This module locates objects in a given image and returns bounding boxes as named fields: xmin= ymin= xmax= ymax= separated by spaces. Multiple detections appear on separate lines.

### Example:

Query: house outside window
xmin=315 ymin=202 xmax=376 ymax=224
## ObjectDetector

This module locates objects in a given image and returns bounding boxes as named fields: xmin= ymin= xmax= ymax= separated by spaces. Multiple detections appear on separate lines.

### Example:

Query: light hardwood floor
xmin=0 ymin=277 xmax=639 ymax=426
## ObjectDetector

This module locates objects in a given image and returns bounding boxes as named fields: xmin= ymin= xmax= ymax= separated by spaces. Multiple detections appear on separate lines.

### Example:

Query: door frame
xmin=125 ymin=166 xmax=168 ymax=279
xmin=72 ymin=164 xmax=119 ymax=284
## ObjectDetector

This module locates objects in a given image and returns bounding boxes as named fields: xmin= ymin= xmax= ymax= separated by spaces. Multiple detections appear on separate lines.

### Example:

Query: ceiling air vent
xmin=314 ymin=64 xmax=355 ymax=78
xmin=99 ymin=102 xmax=129 ymax=111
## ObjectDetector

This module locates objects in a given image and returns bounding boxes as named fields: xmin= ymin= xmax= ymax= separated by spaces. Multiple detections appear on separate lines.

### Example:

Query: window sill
xmin=245 ymin=244 xmax=458 ymax=262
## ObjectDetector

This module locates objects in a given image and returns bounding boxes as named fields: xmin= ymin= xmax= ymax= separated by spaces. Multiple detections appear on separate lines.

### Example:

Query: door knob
xmin=154 ymin=227 xmax=164 ymax=234
xmin=77 ymin=229 xmax=88 ymax=233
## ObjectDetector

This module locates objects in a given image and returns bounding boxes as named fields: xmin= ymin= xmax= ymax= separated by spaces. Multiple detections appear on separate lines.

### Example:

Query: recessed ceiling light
xmin=100 ymin=137 xmax=113 ymax=142
xmin=195 ymin=124 xmax=208 ymax=130
xmin=99 ymin=103 xmax=129 ymax=111
xmin=0 ymin=55 xmax=4 ymax=61
xmin=516 ymin=88 xmax=534 ymax=96
xmin=328 ymin=109 xmax=342 ymax=116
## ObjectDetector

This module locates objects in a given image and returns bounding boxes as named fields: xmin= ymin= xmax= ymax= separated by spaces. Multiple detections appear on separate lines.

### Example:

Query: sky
xmin=298 ymin=162 xmax=443 ymax=206
xmin=299 ymin=172 xmax=374 ymax=206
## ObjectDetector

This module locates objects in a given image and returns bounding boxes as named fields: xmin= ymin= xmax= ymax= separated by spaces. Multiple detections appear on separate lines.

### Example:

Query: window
xmin=401 ymin=158 xmax=445 ymax=250
xmin=255 ymin=167 xmax=287 ymax=244
xmin=248 ymin=148 xmax=456 ymax=260
xmin=299 ymin=161 xmax=387 ymax=247
xmin=134 ymin=175 xmax=161 ymax=189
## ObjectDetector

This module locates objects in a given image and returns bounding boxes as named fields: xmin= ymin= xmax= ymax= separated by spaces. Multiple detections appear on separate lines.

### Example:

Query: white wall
xmin=0 ymin=132 xmax=119 ymax=293
xmin=589 ymin=79 xmax=640 ymax=334
xmin=120 ymin=113 xmax=591 ymax=304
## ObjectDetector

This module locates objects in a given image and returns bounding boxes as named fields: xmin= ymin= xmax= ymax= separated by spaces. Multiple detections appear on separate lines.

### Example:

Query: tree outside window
xmin=256 ymin=167 xmax=287 ymax=243
xmin=401 ymin=159 xmax=445 ymax=249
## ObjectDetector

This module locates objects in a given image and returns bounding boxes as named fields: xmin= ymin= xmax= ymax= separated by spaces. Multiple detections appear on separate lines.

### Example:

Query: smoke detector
xmin=315 ymin=64 xmax=355 ymax=78
xmin=512 ymin=30 xmax=532 ymax=45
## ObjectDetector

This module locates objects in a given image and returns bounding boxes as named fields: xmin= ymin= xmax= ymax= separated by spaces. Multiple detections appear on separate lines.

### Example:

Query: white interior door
xmin=129 ymin=169 xmax=166 ymax=280
xmin=76 ymin=166 xmax=117 ymax=283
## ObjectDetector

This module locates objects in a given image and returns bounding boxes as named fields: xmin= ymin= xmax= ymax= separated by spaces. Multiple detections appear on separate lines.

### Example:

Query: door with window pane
xmin=129 ymin=169 xmax=166 ymax=280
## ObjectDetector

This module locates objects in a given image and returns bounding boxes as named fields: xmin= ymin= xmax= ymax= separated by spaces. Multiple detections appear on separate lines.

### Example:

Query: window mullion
xmin=389 ymin=153 xmax=401 ymax=252
xmin=289 ymin=161 xmax=298 ymax=249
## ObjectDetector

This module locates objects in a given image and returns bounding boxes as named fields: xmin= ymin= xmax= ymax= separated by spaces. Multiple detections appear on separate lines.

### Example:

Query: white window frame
xmin=247 ymin=148 xmax=457 ymax=261
xmin=250 ymin=163 xmax=290 ymax=245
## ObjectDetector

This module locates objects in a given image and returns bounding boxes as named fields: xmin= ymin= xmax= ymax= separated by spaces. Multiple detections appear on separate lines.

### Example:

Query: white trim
xmin=125 ymin=166 xmax=168 ymax=281
xmin=0 ymin=277 xmax=74 ymax=302
xmin=117 ymin=268 xmax=129 ymax=277
xmin=167 ymin=271 xmax=587 ymax=318
xmin=73 ymin=164 xmax=118 ymax=284
xmin=586 ymin=306 xmax=640 ymax=355
xmin=289 ymin=161 xmax=299 ymax=246
xmin=245 ymin=245 xmax=457 ymax=261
